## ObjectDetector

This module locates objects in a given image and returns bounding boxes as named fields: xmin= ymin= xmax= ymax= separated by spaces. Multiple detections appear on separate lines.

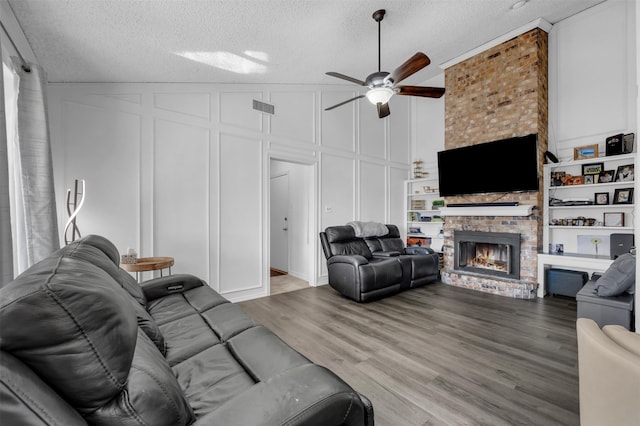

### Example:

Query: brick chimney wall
xmin=441 ymin=28 xmax=548 ymax=298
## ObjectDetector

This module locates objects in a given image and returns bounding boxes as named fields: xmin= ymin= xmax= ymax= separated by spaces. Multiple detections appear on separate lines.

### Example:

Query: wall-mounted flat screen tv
xmin=437 ymin=133 xmax=539 ymax=197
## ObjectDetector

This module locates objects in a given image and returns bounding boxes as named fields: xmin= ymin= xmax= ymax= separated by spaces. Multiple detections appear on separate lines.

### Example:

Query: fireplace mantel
xmin=438 ymin=205 xmax=535 ymax=217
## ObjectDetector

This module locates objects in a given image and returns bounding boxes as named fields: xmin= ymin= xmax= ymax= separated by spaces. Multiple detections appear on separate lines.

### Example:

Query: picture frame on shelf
xmin=574 ymin=144 xmax=598 ymax=160
xmin=598 ymin=170 xmax=615 ymax=183
xmin=550 ymin=171 xmax=565 ymax=186
xmin=614 ymin=164 xmax=634 ymax=182
xmin=623 ymin=133 xmax=635 ymax=153
xmin=582 ymin=162 xmax=604 ymax=175
xmin=549 ymin=243 xmax=564 ymax=254
xmin=594 ymin=192 xmax=609 ymax=205
xmin=613 ymin=188 xmax=634 ymax=204
xmin=584 ymin=175 xmax=595 ymax=184
xmin=605 ymin=133 xmax=624 ymax=156
xmin=604 ymin=212 xmax=625 ymax=227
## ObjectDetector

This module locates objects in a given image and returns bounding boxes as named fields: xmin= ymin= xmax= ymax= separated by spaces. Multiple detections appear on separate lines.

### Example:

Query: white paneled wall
xmin=548 ymin=0 xmax=637 ymax=160
xmin=48 ymin=84 xmax=411 ymax=301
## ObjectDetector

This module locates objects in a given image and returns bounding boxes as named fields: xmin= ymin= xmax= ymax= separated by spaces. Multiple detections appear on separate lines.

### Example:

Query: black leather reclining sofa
xmin=0 ymin=235 xmax=373 ymax=425
xmin=320 ymin=224 xmax=440 ymax=302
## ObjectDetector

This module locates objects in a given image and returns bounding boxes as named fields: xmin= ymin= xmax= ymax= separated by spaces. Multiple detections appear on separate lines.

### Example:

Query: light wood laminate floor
xmin=239 ymin=282 xmax=579 ymax=426
xmin=270 ymin=274 xmax=308 ymax=295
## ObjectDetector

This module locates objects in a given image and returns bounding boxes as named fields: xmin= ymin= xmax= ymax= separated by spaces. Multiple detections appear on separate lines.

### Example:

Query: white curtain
xmin=1 ymin=57 xmax=59 ymax=283
xmin=0 ymin=42 xmax=12 ymax=284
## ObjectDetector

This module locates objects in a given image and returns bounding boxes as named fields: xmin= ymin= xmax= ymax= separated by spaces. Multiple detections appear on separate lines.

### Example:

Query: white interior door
xmin=270 ymin=173 xmax=289 ymax=273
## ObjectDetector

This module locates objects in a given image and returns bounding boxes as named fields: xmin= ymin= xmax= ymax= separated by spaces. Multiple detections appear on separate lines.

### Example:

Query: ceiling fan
xmin=325 ymin=9 xmax=445 ymax=119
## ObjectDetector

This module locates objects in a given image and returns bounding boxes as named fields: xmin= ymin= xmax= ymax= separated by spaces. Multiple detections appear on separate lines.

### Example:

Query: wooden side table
xmin=120 ymin=256 xmax=174 ymax=282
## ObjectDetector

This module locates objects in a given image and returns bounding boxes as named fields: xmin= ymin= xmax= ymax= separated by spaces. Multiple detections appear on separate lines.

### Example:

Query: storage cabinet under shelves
xmin=543 ymin=153 xmax=635 ymax=255
xmin=405 ymin=178 xmax=445 ymax=252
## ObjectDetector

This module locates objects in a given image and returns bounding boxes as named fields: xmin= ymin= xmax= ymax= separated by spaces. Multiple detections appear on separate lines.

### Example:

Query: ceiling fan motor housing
xmin=365 ymin=71 xmax=392 ymax=88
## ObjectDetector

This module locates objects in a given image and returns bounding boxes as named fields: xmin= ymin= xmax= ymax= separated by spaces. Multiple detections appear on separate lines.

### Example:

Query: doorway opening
xmin=269 ymin=159 xmax=313 ymax=295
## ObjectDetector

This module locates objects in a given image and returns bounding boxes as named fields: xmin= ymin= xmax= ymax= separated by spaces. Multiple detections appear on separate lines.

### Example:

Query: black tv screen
xmin=437 ymin=134 xmax=539 ymax=197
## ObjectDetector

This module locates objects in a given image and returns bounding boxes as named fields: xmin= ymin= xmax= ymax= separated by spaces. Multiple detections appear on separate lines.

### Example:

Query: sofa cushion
xmin=172 ymin=344 xmax=255 ymax=418
xmin=85 ymin=329 xmax=194 ymax=426
xmin=595 ymin=253 xmax=636 ymax=297
xmin=325 ymin=226 xmax=373 ymax=259
xmin=0 ymin=256 xmax=137 ymax=413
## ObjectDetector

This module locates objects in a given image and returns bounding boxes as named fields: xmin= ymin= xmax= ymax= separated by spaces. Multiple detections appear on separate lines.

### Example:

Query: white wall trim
xmin=440 ymin=18 xmax=552 ymax=70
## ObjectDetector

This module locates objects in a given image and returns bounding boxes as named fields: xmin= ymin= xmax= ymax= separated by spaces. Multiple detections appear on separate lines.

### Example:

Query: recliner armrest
xmin=405 ymin=246 xmax=435 ymax=255
xmin=327 ymin=255 xmax=369 ymax=267
xmin=372 ymin=251 xmax=401 ymax=257
xmin=141 ymin=274 xmax=205 ymax=300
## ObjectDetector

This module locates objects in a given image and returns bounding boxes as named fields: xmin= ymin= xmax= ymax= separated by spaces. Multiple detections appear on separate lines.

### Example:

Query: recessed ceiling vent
xmin=253 ymin=99 xmax=275 ymax=115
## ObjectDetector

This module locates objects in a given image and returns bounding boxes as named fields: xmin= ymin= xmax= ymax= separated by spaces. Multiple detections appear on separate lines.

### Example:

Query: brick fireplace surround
xmin=441 ymin=27 xmax=548 ymax=299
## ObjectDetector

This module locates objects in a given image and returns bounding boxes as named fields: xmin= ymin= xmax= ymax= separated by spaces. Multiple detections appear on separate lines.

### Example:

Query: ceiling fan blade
xmin=326 ymin=72 xmax=366 ymax=86
xmin=377 ymin=102 xmax=390 ymax=118
xmin=397 ymin=85 xmax=445 ymax=98
xmin=324 ymin=94 xmax=366 ymax=111
xmin=385 ymin=52 xmax=431 ymax=85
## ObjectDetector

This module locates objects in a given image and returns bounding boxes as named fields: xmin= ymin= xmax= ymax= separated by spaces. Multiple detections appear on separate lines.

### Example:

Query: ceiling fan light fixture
xmin=366 ymin=87 xmax=394 ymax=105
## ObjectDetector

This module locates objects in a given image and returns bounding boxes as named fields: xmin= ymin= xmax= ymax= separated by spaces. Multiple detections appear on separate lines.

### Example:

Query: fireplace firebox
xmin=454 ymin=231 xmax=521 ymax=280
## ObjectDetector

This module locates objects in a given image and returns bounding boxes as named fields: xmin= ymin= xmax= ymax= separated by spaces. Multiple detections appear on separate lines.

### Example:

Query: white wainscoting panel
xmin=359 ymin=160 xmax=386 ymax=223
xmin=219 ymin=133 xmax=262 ymax=295
xmin=320 ymin=91 xmax=356 ymax=152
xmin=320 ymin=153 xmax=355 ymax=229
xmin=154 ymin=92 xmax=211 ymax=120
xmin=550 ymin=0 xmax=635 ymax=160
xmin=388 ymin=97 xmax=410 ymax=164
xmin=153 ymin=118 xmax=210 ymax=281
xmin=359 ymin=103 xmax=386 ymax=159
xmin=61 ymin=101 xmax=140 ymax=253
xmin=389 ymin=166 xmax=409 ymax=229
xmin=269 ymin=91 xmax=315 ymax=144
xmin=219 ymin=91 xmax=263 ymax=131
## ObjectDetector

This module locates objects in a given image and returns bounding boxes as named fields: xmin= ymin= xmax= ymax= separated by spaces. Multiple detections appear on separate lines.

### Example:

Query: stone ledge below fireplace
xmin=441 ymin=270 xmax=538 ymax=299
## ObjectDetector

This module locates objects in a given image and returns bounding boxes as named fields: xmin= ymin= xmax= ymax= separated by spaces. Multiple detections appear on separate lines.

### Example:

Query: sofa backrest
xmin=320 ymin=226 xmax=373 ymax=260
xmin=365 ymin=224 xmax=405 ymax=253
xmin=0 ymin=235 xmax=194 ymax=425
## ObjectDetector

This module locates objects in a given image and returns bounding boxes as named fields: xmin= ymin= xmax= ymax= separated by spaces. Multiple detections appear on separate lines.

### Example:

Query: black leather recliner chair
xmin=320 ymin=225 xmax=404 ymax=302
xmin=365 ymin=224 xmax=440 ymax=288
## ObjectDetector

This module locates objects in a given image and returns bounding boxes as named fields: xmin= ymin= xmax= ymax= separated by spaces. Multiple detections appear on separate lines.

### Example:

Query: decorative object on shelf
xmin=623 ymin=133 xmax=635 ymax=153
xmin=604 ymin=212 xmax=625 ymax=227
xmin=574 ymin=144 xmax=599 ymax=160
xmin=544 ymin=151 xmax=559 ymax=163
xmin=549 ymin=243 xmax=564 ymax=254
xmin=582 ymin=162 xmax=604 ymax=176
xmin=605 ymin=133 xmax=624 ymax=156
xmin=409 ymin=226 xmax=421 ymax=234
xmin=410 ymin=199 xmax=426 ymax=209
xmin=613 ymin=188 xmax=633 ymax=204
xmin=565 ymin=175 xmax=584 ymax=185
xmin=412 ymin=160 xmax=428 ymax=179
xmin=432 ymin=199 xmax=445 ymax=210
xmin=64 ymin=179 xmax=86 ymax=244
xmin=422 ymin=186 xmax=436 ymax=193
xmin=120 ymin=248 xmax=138 ymax=264
xmin=614 ymin=164 xmax=634 ymax=182
xmin=551 ymin=217 xmax=596 ymax=226
xmin=584 ymin=175 xmax=595 ymax=184
xmin=550 ymin=171 xmax=565 ymax=186
xmin=598 ymin=170 xmax=615 ymax=183
xmin=594 ymin=192 xmax=609 ymax=205
xmin=577 ymin=235 xmax=610 ymax=256
xmin=590 ymin=237 xmax=602 ymax=256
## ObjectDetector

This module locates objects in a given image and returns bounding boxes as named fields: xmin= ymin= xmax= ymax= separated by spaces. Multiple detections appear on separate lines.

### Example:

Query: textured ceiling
xmin=8 ymin=0 xmax=606 ymax=85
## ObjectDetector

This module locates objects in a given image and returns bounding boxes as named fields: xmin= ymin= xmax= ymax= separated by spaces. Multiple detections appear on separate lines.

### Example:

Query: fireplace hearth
xmin=454 ymin=231 xmax=521 ymax=280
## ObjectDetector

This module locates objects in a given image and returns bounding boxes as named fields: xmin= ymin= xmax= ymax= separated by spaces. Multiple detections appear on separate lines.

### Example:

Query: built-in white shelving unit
xmin=404 ymin=178 xmax=445 ymax=253
xmin=538 ymin=152 xmax=636 ymax=297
